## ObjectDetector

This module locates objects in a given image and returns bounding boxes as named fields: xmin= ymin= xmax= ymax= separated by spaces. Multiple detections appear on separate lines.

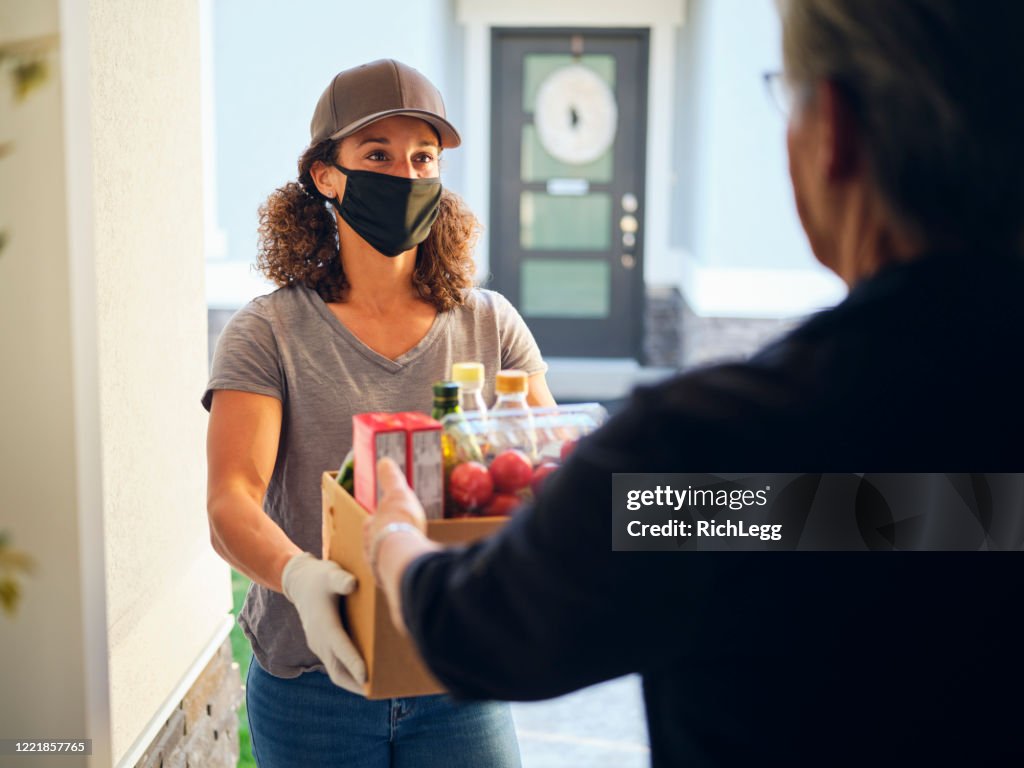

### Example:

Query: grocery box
xmin=321 ymin=472 xmax=506 ymax=699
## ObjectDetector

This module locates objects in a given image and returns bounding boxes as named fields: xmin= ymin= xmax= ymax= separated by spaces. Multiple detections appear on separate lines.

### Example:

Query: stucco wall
xmin=86 ymin=0 xmax=231 ymax=762
xmin=671 ymin=0 xmax=845 ymax=317
xmin=693 ymin=0 xmax=794 ymax=269
xmin=0 ymin=2 xmax=97 ymax=762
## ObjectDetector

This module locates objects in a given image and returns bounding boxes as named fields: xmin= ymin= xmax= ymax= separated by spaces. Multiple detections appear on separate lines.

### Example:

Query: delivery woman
xmin=203 ymin=59 xmax=554 ymax=767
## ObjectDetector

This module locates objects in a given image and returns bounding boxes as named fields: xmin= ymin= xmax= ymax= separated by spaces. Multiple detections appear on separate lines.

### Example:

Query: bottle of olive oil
xmin=431 ymin=380 xmax=461 ymax=420
xmin=432 ymin=380 xmax=464 ymax=472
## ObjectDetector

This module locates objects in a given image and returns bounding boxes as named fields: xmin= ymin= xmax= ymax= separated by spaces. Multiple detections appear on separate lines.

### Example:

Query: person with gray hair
xmin=365 ymin=2 xmax=1024 ymax=765
xmin=777 ymin=0 xmax=1024 ymax=272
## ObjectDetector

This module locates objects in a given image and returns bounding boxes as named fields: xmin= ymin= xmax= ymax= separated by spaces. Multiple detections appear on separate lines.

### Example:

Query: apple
xmin=531 ymin=462 xmax=559 ymax=496
xmin=482 ymin=493 xmax=523 ymax=517
xmin=448 ymin=461 xmax=494 ymax=509
xmin=560 ymin=439 xmax=578 ymax=462
xmin=488 ymin=449 xmax=533 ymax=493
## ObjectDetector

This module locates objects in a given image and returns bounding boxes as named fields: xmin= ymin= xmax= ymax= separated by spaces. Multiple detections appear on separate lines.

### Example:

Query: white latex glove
xmin=281 ymin=552 xmax=367 ymax=691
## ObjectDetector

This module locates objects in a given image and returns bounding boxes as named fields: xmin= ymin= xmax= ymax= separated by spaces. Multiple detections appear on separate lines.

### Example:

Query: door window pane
xmin=523 ymin=54 xmax=616 ymax=113
xmin=520 ymin=259 xmax=611 ymax=318
xmin=521 ymin=124 xmax=613 ymax=183
xmin=520 ymin=192 xmax=611 ymax=251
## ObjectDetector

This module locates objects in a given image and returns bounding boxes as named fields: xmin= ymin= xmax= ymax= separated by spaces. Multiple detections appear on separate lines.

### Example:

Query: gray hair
xmin=779 ymin=0 xmax=1024 ymax=250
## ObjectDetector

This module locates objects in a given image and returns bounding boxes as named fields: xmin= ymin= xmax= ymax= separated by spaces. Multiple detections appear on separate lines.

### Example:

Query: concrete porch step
xmin=544 ymin=357 xmax=676 ymax=404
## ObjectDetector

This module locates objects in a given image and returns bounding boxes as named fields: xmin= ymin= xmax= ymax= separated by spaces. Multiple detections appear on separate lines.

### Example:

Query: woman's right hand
xmin=281 ymin=552 xmax=367 ymax=691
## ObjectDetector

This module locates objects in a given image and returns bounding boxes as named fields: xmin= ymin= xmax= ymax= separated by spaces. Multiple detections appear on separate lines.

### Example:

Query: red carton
xmin=353 ymin=413 xmax=407 ymax=512
xmin=353 ymin=412 xmax=444 ymax=519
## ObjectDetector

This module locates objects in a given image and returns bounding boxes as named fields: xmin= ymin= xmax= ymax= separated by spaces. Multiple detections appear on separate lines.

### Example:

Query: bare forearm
xmin=208 ymin=491 xmax=301 ymax=592
xmin=527 ymin=372 xmax=557 ymax=407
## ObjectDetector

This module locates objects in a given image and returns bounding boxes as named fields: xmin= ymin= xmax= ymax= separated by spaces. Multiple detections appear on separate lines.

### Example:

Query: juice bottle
xmin=492 ymin=369 xmax=537 ymax=460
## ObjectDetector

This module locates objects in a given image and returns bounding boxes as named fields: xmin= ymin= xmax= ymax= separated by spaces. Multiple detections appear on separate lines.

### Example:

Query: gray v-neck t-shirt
xmin=202 ymin=284 xmax=546 ymax=679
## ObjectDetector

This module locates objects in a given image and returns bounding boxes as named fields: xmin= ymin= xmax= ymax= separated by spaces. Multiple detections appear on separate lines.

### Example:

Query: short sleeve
xmin=492 ymin=292 xmax=548 ymax=376
xmin=201 ymin=301 xmax=284 ymax=411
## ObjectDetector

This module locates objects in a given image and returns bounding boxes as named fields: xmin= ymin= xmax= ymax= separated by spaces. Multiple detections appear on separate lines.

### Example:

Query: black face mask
xmin=330 ymin=165 xmax=442 ymax=257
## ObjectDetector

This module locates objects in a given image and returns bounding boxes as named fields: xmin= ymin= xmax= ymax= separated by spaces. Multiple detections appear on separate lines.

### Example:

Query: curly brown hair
xmin=256 ymin=139 xmax=479 ymax=310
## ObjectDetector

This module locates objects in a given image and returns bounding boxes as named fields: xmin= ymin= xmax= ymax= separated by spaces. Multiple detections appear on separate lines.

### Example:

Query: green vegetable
xmin=336 ymin=450 xmax=355 ymax=495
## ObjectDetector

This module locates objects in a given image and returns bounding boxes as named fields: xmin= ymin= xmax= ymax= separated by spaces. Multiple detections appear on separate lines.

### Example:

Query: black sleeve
xmin=400 ymin=384 xmax=738 ymax=700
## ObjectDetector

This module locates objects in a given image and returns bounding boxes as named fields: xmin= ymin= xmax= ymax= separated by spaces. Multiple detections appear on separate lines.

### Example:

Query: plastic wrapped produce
xmin=441 ymin=403 xmax=607 ymax=517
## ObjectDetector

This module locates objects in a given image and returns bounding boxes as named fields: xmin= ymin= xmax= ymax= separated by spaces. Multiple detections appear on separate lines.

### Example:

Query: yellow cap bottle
xmin=452 ymin=362 xmax=485 ymax=386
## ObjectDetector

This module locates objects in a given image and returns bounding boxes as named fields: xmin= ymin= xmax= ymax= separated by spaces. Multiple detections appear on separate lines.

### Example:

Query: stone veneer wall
xmin=679 ymin=300 xmax=804 ymax=369
xmin=133 ymin=640 xmax=243 ymax=768
xmin=643 ymin=285 xmax=804 ymax=370
xmin=643 ymin=285 xmax=686 ymax=368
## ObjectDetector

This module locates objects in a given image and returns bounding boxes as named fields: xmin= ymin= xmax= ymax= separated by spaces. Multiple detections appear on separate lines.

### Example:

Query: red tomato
xmin=560 ymin=439 xmax=578 ymax=462
xmin=448 ymin=461 xmax=494 ymax=509
xmin=488 ymin=449 xmax=534 ymax=493
xmin=482 ymin=493 xmax=523 ymax=517
xmin=531 ymin=462 xmax=559 ymax=496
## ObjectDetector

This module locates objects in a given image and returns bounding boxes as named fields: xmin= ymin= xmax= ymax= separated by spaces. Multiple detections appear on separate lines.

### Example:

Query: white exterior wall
xmin=0 ymin=2 xmax=110 ymax=765
xmin=1 ymin=0 xmax=231 ymax=765
xmin=87 ymin=1 xmax=233 ymax=762
xmin=206 ymin=0 xmax=459 ymax=308
xmin=674 ymin=0 xmax=845 ymax=316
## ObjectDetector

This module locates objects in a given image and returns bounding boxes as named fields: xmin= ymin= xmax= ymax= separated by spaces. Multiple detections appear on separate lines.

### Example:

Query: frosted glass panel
xmin=520 ymin=259 xmax=611 ymax=318
xmin=520 ymin=192 xmax=611 ymax=251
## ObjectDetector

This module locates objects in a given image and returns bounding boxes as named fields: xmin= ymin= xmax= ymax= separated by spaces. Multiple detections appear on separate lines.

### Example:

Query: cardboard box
xmin=321 ymin=471 xmax=506 ymax=699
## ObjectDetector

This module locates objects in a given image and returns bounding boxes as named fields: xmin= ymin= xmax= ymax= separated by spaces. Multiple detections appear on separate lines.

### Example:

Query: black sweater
xmin=403 ymin=251 xmax=1024 ymax=767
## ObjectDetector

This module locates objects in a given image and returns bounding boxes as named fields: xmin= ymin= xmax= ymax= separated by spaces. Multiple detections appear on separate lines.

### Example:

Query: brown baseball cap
xmin=309 ymin=59 xmax=461 ymax=149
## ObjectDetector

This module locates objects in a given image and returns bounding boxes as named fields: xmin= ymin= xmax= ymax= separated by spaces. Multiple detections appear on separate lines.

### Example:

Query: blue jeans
xmin=246 ymin=658 xmax=522 ymax=767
